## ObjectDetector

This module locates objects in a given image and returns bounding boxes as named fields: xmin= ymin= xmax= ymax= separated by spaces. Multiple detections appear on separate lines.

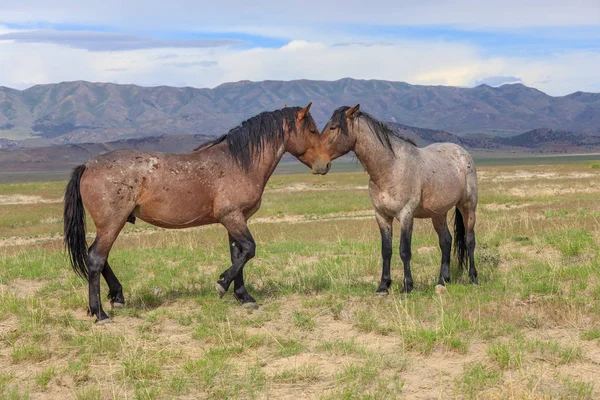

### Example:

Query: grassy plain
xmin=1 ymin=160 xmax=600 ymax=399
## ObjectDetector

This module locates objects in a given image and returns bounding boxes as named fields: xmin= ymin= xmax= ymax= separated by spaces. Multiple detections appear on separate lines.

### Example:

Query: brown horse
xmin=64 ymin=104 xmax=330 ymax=323
xmin=319 ymin=105 xmax=478 ymax=294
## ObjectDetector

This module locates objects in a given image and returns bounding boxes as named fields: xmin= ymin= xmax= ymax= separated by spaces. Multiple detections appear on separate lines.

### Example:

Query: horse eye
xmin=330 ymin=125 xmax=339 ymax=130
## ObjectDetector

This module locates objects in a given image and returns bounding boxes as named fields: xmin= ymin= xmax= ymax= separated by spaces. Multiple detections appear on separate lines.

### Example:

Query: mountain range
xmin=1 ymin=79 xmax=599 ymax=148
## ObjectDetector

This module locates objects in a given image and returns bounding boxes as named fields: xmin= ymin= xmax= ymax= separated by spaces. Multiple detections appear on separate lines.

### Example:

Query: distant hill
xmin=497 ymin=128 xmax=600 ymax=153
xmin=390 ymin=123 xmax=600 ymax=154
xmin=0 ymin=134 xmax=214 ymax=172
xmin=0 ymin=79 xmax=598 ymax=147
xmin=2 ymin=123 xmax=600 ymax=174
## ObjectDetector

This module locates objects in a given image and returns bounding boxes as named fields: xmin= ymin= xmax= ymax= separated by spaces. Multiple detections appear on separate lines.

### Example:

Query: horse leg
xmin=216 ymin=213 xmax=257 ymax=308
xmin=228 ymin=233 xmax=257 ymax=307
xmin=432 ymin=214 xmax=452 ymax=285
xmin=87 ymin=230 xmax=120 ymax=323
xmin=398 ymin=212 xmax=415 ymax=293
xmin=460 ymin=207 xmax=478 ymax=284
xmin=375 ymin=211 xmax=394 ymax=295
xmin=102 ymin=262 xmax=125 ymax=308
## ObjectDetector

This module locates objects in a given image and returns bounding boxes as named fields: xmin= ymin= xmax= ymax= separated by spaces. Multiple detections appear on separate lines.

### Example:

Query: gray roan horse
xmin=320 ymin=105 xmax=478 ymax=293
xmin=64 ymin=104 xmax=331 ymax=323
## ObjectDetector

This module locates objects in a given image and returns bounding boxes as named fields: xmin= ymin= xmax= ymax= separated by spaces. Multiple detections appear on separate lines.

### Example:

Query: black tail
xmin=64 ymin=165 xmax=89 ymax=280
xmin=453 ymin=208 xmax=468 ymax=270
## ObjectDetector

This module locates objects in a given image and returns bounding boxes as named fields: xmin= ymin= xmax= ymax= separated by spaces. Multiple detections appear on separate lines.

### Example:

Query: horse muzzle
xmin=312 ymin=162 xmax=331 ymax=175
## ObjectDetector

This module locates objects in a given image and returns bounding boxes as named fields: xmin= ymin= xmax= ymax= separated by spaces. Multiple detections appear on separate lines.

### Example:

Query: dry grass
xmin=1 ymin=161 xmax=600 ymax=399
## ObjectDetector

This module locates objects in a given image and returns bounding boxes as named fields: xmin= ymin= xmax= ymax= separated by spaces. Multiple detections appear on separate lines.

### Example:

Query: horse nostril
xmin=326 ymin=162 xmax=331 ymax=170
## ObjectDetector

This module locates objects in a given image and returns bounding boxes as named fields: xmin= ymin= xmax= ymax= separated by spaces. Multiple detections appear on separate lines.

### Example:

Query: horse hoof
xmin=215 ymin=283 xmax=227 ymax=298
xmin=242 ymin=302 xmax=259 ymax=310
xmin=96 ymin=317 xmax=111 ymax=325
xmin=375 ymin=291 xmax=389 ymax=297
xmin=435 ymin=284 xmax=447 ymax=295
xmin=111 ymin=302 xmax=125 ymax=309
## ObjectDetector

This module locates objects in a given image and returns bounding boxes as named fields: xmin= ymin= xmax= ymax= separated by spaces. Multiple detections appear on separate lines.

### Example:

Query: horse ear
xmin=346 ymin=104 xmax=360 ymax=119
xmin=298 ymin=102 xmax=312 ymax=120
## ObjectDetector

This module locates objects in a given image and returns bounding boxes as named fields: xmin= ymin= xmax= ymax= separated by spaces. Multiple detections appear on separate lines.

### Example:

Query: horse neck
xmin=255 ymin=137 xmax=287 ymax=186
xmin=352 ymin=118 xmax=414 ymax=183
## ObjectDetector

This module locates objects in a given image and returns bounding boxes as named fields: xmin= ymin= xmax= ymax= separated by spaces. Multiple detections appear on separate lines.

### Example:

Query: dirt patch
xmin=499 ymin=242 xmax=561 ymax=272
xmin=417 ymin=246 xmax=438 ymax=255
xmin=41 ymin=217 xmax=62 ymax=224
xmin=251 ymin=210 xmax=374 ymax=225
xmin=0 ymin=278 xmax=46 ymax=298
xmin=480 ymin=171 xmax=598 ymax=183
xmin=0 ymin=236 xmax=59 ymax=248
xmin=0 ymin=315 xmax=18 ymax=336
xmin=401 ymin=342 xmax=488 ymax=399
xmin=287 ymin=255 xmax=320 ymax=270
xmin=0 ymin=210 xmax=375 ymax=248
xmin=265 ymin=351 xmax=354 ymax=377
xmin=509 ymin=185 xmax=600 ymax=197
xmin=267 ymin=184 xmax=368 ymax=193
xmin=482 ymin=203 xmax=531 ymax=212
xmin=0 ymin=195 xmax=62 ymax=205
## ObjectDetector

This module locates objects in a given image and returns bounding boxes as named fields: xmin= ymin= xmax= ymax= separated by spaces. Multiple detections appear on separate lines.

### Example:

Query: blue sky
xmin=0 ymin=0 xmax=598 ymax=95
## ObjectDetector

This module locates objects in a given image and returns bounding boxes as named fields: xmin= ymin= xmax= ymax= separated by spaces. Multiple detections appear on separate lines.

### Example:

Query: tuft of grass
xmin=459 ymin=362 xmax=501 ymax=399
xmin=122 ymin=348 xmax=161 ymax=381
xmin=403 ymin=329 xmax=438 ymax=354
xmin=513 ymin=235 xmax=533 ymax=245
xmin=66 ymin=359 xmax=91 ymax=384
xmin=319 ymin=340 xmax=365 ymax=356
xmin=337 ymin=362 xmax=379 ymax=387
xmin=133 ymin=382 xmax=161 ymax=400
xmin=275 ymin=338 xmax=305 ymax=357
xmin=546 ymin=230 xmax=594 ymax=257
xmin=75 ymin=386 xmax=101 ymax=400
xmin=560 ymin=377 xmax=595 ymax=400
xmin=182 ymin=346 xmax=239 ymax=388
xmin=168 ymin=376 xmax=189 ymax=396
xmin=35 ymin=367 xmax=55 ymax=389
xmin=354 ymin=310 xmax=392 ymax=335
xmin=272 ymin=365 xmax=321 ymax=383
xmin=292 ymin=311 xmax=315 ymax=331
xmin=525 ymin=339 xmax=582 ymax=365
xmin=329 ymin=354 xmax=404 ymax=399
xmin=0 ymin=371 xmax=15 ymax=393
xmin=580 ymin=328 xmax=600 ymax=341
xmin=11 ymin=344 xmax=50 ymax=363
xmin=488 ymin=338 xmax=581 ymax=370
xmin=487 ymin=341 xmax=522 ymax=370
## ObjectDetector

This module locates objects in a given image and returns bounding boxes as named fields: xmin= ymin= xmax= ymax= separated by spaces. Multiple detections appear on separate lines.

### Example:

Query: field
xmin=1 ymin=160 xmax=600 ymax=399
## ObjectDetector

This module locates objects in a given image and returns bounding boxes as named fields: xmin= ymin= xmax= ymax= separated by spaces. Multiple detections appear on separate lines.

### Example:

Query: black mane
xmin=331 ymin=106 xmax=416 ymax=153
xmin=194 ymin=107 xmax=308 ymax=170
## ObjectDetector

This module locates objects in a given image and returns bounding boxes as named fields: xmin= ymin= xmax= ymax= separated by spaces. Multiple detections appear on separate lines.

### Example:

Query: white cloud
xmin=0 ymin=1 xmax=598 ymax=29
xmin=0 ymin=1 xmax=598 ymax=96
xmin=0 ymin=30 xmax=241 ymax=51
xmin=474 ymin=76 xmax=523 ymax=86
xmin=1 ymin=36 xmax=598 ymax=95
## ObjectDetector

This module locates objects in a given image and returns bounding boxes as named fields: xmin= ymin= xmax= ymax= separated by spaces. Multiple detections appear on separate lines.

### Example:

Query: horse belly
xmin=135 ymin=204 xmax=216 ymax=228
xmin=417 ymin=177 xmax=464 ymax=217
xmin=135 ymin=185 xmax=216 ymax=229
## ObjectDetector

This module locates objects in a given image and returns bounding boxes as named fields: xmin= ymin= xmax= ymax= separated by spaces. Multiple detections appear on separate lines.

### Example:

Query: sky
xmin=0 ymin=0 xmax=599 ymax=95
